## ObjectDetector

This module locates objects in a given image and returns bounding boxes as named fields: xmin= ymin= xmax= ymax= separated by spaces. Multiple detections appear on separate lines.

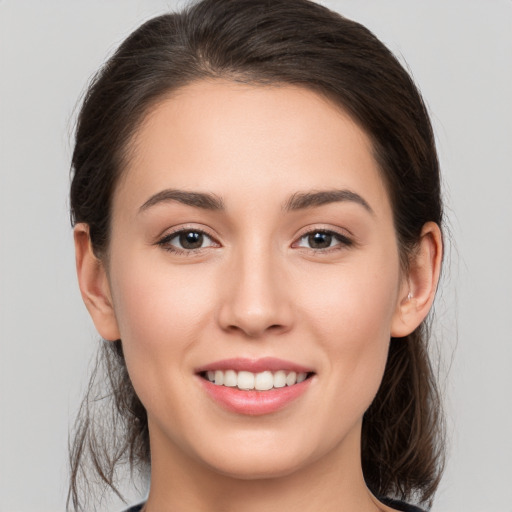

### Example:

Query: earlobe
xmin=74 ymin=223 xmax=120 ymax=341
xmin=391 ymin=222 xmax=443 ymax=338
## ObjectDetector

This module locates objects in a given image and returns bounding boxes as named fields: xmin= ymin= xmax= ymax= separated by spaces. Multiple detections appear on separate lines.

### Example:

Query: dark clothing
xmin=380 ymin=496 xmax=427 ymax=512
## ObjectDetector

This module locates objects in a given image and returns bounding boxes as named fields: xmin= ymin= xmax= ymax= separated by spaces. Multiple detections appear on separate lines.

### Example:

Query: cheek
xmin=297 ymin=252 xmax=401 ymax=406
xmin=113 ymin=252 xmax=202 ymax=328
xmin=107 ymin=251 xmax=218 ymax=376
xmin=299 ymin=254 xmax=400 ymax=343
xmin=106 ymin=253 xmax=221 ymax=435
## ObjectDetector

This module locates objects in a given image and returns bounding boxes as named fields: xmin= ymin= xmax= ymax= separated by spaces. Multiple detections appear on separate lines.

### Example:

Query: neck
xmin=143 ymin=420 xmax=387 ymax=512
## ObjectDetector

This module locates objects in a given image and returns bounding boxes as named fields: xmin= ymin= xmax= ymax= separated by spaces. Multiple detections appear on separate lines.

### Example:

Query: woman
xmin=69 ymin=0 xmax=445 ymax=511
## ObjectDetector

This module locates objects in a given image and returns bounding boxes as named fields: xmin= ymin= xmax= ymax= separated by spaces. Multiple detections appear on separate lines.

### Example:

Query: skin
xmin=75 ymin=80 xmax=442 ymax=512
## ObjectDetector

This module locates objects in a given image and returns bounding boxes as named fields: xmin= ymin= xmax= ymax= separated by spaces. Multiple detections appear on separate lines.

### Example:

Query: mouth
xmin=195 ymin=358 xmax=315 ymax=415
xmin=199 ymin=369 xmax=314 ymax=391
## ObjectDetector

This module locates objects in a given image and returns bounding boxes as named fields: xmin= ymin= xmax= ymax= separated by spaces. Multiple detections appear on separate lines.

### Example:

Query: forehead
xmin=115 ymin=80 xmax=391 ymax=217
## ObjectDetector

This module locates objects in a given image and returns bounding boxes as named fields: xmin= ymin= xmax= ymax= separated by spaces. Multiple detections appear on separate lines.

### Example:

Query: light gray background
xmin=1 ymin=1 xmax=511 ymax=511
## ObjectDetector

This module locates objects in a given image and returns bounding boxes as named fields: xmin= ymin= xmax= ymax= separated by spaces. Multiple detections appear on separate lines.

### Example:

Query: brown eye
xmin=179 ymin=231 xmax=204 ymax=249
xmin=308 ymin=232 xmax=333 ymax=249
xmin=294 ymin=230 xmax=353 ymax=251
xmin=158 ymin=229 xmax=217 ymax=252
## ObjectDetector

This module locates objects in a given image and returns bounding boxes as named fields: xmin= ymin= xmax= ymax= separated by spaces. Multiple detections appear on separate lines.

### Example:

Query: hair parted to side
xmin=69 ymin=0 xmax=445 ymax=510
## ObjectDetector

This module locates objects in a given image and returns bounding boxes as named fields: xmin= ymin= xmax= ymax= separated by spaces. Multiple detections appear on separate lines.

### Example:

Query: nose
xmin=216 ymin=244 xmax=294 ymax=339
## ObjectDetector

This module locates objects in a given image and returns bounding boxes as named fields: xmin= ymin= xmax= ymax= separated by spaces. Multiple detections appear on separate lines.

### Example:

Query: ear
xmin=74 ymin=223 xmax=120 ymax=341
xmin=391 ymin=221 xmax=443 ymax=338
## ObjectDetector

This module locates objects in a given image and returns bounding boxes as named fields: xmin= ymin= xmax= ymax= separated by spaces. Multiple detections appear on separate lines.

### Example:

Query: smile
xmin=196 ymin=358 xmax=315 ymax=415
xmin=203 ymin=370 xmax=310 ymax=391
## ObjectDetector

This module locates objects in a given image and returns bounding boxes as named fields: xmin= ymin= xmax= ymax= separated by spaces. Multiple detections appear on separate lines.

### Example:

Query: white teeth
xmin=223 ymin=369 xmax=237 ymax=387
xmin=273 ymin=370 xmax=287 ymax=388
xmin=286 ymin=371 xmax=297 ymax=386
xmin=254 ymin=371 xmax=273 ymax=391
xmin=237 ymin=371 xmax=255 ymax=390
xmin=205 ymin=369 xmax=310 ymax=390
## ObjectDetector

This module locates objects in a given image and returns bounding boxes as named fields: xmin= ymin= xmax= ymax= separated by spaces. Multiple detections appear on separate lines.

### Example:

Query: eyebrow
xmin=139 ymin=189 xmax=225 ymax=212
xmin=139 ymin=187 xmax=373 ymax=215
xmin=284 ymin=189 xmax=374 ymax=214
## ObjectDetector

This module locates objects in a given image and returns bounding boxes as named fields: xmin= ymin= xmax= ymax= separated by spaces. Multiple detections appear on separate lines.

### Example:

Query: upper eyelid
xmin=156 ymin=228 xmax=220 ymax=255
xmin=291 ymin=227 xmax=355 ymax=250
xmin=157 ymin=225 xmax=219 ymax=242
xmin=293 ymin=225 xmax=354 ymax=240
xmin=296 ymin=231 xmax=352 ymax=243
xmin=154 ymin=231 xmax=218 ymax=256
xmin=154 ymin=225 xmax=354 ymax=247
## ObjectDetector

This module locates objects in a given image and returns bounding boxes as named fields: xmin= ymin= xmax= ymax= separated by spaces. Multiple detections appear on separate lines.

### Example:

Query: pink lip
xmin=195 ymin=358 xmax=315 ymax=416
xmin=198 ymin=377 xmax=313 ymax=416
xmin=195 ymin=357 xmax=314 ymax=374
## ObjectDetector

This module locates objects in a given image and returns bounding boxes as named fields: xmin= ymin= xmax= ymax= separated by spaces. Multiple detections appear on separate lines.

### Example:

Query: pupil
xmin=180 ymin=231 xmax=203 ymax=249
xmin=309 ymin=232 xmax=331 ymax=249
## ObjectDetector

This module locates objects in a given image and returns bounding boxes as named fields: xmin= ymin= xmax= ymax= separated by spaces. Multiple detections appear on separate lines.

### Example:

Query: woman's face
xmin=105 ymin=80 xmax=408 ymax=479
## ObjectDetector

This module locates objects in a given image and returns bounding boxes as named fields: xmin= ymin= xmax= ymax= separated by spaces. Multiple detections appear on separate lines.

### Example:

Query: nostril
xmin=223 ymin=322 xmax=286 ymax=338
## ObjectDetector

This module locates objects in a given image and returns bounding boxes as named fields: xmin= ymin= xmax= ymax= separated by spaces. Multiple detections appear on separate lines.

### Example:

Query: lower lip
xmin=198 ymin=377 xmax=313 ymax=416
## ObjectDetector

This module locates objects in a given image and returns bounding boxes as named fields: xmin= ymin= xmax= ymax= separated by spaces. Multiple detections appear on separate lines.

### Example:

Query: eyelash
xmin=156 ymin=228 xmax=218 ymax=255
xmin=156 ymin=228 xmax=354 ymax=255
xmin=293 ymin=229 xmax=354 ymax=253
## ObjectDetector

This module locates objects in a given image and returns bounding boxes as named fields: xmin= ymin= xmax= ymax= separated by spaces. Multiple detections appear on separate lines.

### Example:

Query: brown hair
xmin=69 ymin=0 xmax=445 ymax=509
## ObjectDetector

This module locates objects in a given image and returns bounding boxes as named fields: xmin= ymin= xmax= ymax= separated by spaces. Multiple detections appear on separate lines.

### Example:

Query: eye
xmin=294 ymin=230 xmax=352 ymax=250
xmin=157 ymin=229 xmax=218 ymax=252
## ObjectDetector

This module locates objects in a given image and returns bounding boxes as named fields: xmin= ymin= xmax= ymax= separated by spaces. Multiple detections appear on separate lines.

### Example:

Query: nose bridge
xmin=218 ymin=235 xmax=291 ymax=337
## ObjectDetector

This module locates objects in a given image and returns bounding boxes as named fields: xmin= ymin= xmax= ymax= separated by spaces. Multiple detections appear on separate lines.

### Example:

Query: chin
xmin=191 ymin=429 xmax=331 ymax=482
xmin=204 ymin=453 xmax=307 ymax=481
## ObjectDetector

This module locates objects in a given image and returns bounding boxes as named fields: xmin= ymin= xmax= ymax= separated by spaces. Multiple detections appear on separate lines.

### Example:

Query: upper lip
xmin=195 ymin=357 xmax=314 ymax=374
